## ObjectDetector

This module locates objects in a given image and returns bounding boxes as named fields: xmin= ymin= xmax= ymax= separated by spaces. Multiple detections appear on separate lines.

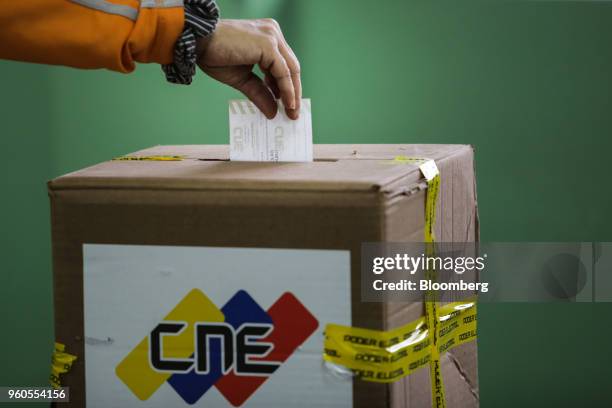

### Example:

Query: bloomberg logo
xmin=116 ymin=289 xmax=319 ymax=406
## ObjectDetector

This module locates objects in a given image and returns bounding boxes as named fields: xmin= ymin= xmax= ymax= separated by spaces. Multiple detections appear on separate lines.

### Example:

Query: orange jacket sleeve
xmin=0 ymin=0 xmax=184 ymax=73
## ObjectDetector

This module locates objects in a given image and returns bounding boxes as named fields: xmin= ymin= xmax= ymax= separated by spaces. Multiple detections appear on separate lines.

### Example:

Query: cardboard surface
xmin=49 ymin=144 xmax=479 ymax=407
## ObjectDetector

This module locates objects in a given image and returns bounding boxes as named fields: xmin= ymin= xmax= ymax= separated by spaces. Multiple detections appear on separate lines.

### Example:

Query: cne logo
xmin=116 ymin=289 xmax=318 ymax=406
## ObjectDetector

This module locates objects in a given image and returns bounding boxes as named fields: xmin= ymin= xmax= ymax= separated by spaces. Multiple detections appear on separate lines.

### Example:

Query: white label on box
xmin=83 ymin=245 xmax=351 ymax=408
xmin=418 ymin=160 xmax=439 ymax=181
xmin=229 ymin=99 xmax=313 ymax=162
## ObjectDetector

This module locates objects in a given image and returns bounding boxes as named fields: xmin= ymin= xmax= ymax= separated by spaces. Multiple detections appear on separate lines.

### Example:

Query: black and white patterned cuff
xmin=162 ymin=0 xmax=219 ymax=85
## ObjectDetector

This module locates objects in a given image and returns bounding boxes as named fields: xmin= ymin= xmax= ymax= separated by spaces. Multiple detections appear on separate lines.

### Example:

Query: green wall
xmin=1 ymin=0 xmax=611 ymax=406
xmin=0 ymin=62 xmax=54 ymax=406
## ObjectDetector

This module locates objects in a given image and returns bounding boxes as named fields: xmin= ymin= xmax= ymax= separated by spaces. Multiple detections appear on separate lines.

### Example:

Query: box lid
xmin=49 ymin=144 xmax=471 ymax=193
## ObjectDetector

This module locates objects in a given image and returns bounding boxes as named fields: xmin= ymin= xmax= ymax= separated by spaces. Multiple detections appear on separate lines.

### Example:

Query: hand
xmin=196 ymin=19 xmax=301 ymax=120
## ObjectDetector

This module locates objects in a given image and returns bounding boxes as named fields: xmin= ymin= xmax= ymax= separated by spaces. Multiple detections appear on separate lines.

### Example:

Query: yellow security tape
xmin=393 ymin=156 xmax=447 ymax=406
xmin=112 ymin=155 xmax=184 ymax=161
xmin=420 ymin=161 xmax=446 ymax=407
xmin=425 ymin=267 xmax=446 ymax=407
xmin=50 ymin=342 xmax=77 ymax=389
xmin=323 ymin=300 xmax=477 ymax=383
xmin=389 ymin=156 xmax=440 ymax=243
xmin=424 ymin=173 xmax=440 ymax=244
xmin=327 ymin=156 xmax=475 ymax=408
xmin=391 ymin=155 xmax=429 ymax=164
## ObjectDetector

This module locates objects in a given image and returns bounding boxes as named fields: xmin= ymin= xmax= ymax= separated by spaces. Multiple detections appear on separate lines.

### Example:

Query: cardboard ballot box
xmin=48 ymin=144 xmax=479 ymax=408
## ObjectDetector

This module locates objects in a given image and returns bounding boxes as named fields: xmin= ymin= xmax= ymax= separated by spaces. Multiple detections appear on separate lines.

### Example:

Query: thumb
xmin=234 ymin=73 xmax=278 ymax=119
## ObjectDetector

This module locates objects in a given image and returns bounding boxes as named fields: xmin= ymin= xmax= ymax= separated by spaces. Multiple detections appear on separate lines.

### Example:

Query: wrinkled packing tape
xmin=324 ymin=156 xmax=476 ymax=408
xmin=50 ymin=342 xmax=77 ymax=389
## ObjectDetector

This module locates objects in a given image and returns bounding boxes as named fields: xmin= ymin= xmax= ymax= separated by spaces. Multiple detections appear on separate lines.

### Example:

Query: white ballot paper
xmin=229 ymin=99 xmax=313 ymax=162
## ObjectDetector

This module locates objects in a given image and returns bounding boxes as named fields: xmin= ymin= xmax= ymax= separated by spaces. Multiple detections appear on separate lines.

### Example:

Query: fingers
xmin=204 ymin=19 xmax=301 ymax=120
xmin=264 ymin=72 xmax=281 ymax=99
xmin=260 ymin=48 xmax=295 ymax=112
xmin=234 ymin=72 xmax=278 ymax=119
xmin=290 ymin=71 xmax=301 ymax=119
xmin=276 ymin=42 xmax=301 ymax=119
xmin=258 ymin=19 xmax=302 ymax=120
